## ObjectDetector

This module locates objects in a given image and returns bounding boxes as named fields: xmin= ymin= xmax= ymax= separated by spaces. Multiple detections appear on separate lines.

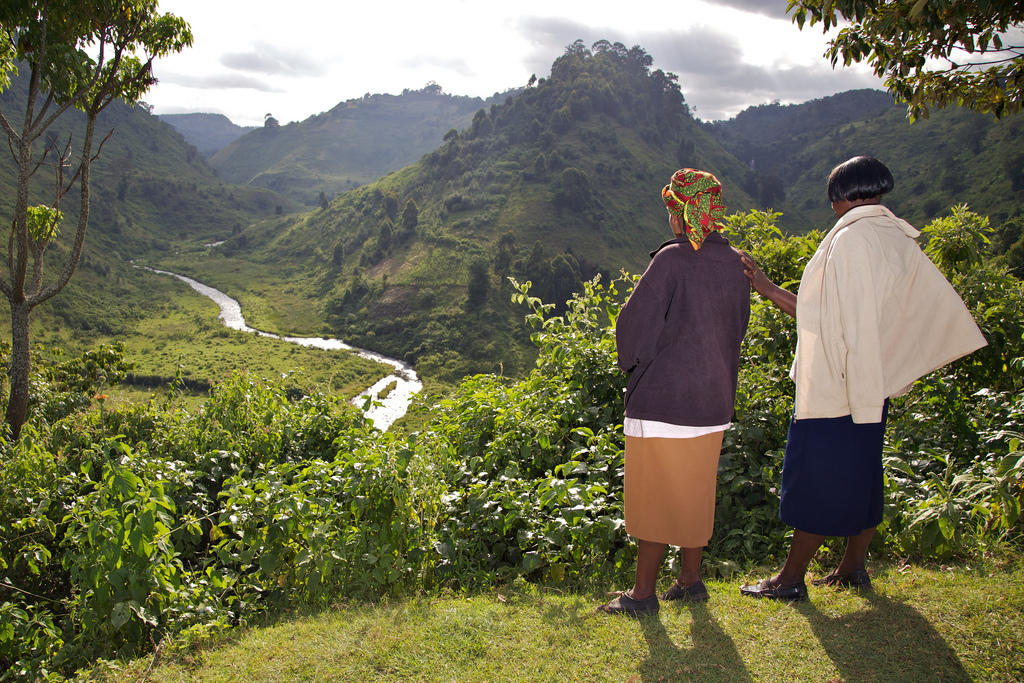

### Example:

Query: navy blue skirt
xmin=779 ymin=403 xmax=888 ymax=537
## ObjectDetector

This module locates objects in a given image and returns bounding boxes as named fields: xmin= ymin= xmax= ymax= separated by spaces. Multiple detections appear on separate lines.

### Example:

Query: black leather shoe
xmin=812 ymin=569 xmax=871 ymax=588
xmin=660 ymin=579 xmax=709 ymax=602
xmin=740 ymin=578 xmax=808 ymax=601
xmin=596 ymin=591 xmax=659 ymax=616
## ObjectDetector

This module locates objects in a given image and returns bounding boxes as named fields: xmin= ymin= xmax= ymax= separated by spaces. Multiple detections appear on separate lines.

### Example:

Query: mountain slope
xmin=0 ymin=68 xmax=293 ymax=341
xmin=705 ymin=90 xmax=1024 ymax=232
xmin=159 ymin=112 xmax=257 ymax=158
xmin=209 ymin=85 xmax=523 ymax=207
xmin=779 ymin=105 xmax=1024 ymax=231
xmin=191 ymin=42 xmax=758 ymax=382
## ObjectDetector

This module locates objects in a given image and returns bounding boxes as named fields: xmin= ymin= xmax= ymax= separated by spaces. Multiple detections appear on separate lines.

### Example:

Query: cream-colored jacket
xmin=792 ymin=205 xmax=987 ymax=424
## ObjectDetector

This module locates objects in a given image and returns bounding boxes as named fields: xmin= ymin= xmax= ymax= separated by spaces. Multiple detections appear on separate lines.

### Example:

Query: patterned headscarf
xmin=662 ymin=168 xmax=726 ymax=250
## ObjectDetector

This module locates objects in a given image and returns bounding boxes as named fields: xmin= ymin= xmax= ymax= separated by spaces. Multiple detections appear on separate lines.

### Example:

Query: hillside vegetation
xmin=0 ymin=67 xmax=303 ymax=379
xmin=208 ymin=84 xmax=521 ymax=206
xmin=170 ymin=41 xmax=757 ymax=385
xmin=3 ymin=40 xmax=1024 ymax=400
xmin=158 ymin=112 xmax=256 ymax=159
xmin=1 ymin=207 xmax=1021 ymax=680
xmin=705 ymin=91 xmax=1024 ymax=233
xmin=0 ymin=68 xmax=293 ymax=255
xmin=155 ymin=42 xmax=1024 ymax=389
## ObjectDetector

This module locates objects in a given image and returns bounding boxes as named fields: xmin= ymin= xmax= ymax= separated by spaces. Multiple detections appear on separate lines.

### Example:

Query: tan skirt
xmin=623 ymin=431 xmax=724 ymax=548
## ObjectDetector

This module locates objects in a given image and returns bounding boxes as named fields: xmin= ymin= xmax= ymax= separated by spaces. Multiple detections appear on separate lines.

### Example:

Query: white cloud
xmin=148 ymin=0 xmax=886 ymax=126
xmin=399 ymin=55 xmax=476 ymax=78
xmin=220 ymin=41 xmax=328 ymax=77
xmin=705 ymin=0 xmax=791 ymax=19
xmin=156 ymin=70 xmax=283 ymax=93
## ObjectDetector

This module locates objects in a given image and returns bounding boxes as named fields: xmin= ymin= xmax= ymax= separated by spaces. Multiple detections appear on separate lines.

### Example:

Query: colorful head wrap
xmin=662 ymin=168 xmax=726 ymax=250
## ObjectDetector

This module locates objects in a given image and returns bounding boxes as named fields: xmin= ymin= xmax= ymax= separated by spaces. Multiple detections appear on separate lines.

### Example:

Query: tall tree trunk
xmin=6 ymin=300 xmax=31 ymax=439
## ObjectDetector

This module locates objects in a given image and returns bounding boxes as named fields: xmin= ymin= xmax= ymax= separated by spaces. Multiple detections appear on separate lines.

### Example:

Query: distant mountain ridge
xmin=702 ymin=89 xmax=1024 ymax=232
xmin=207 ymin=85 xmax=523 ymax=207
xmin=707 ymin=89 xmax=896 ymax=169
xmin=4 ymin=40 xmax=1023 ymax=386
xmin=159 ymin=112 xmax=257 ymax=158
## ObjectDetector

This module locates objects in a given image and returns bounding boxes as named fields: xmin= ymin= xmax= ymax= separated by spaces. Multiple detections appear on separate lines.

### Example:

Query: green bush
xmin=1 ymin=208 xmax=1022 ymax=679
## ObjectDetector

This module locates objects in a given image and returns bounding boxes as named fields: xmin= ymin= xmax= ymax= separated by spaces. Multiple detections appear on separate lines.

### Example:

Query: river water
xmin=141 ymin=267 xmax=422 ymax=431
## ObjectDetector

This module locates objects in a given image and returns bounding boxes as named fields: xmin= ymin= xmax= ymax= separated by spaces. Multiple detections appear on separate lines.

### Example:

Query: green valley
xmin=2 ymin=29 xmax=1024 ymax=682
xmin=207 ymin=84 xmax=521 ymax=207
xmin=158 ymin=112 xmax=256 ymax=159
xmin=3 ymin=38 xmax=1023 ymax=403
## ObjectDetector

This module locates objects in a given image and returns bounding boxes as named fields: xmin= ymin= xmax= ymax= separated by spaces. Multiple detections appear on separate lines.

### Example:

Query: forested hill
xmin=0 ymin=68 xmax=291 ymax=337
xmin=159 ymin=112 xmax=257 ymax=158
xmin=207 ymin=84 xmax=523 ymax=207
xmin=768 ymin=103 xmax=1024 ymax=232
xmin=0 ymin=68 xmax=292 ymax=257
xmin=6 ymin=39 xmax=1023 ymax=384
xmin=704 ymin=89 xmax=1024 ymax=233
xmin=213 ymin=41 xmax=757 ymax=382
xmin=708 ymin=89 xmax=896 ymax=165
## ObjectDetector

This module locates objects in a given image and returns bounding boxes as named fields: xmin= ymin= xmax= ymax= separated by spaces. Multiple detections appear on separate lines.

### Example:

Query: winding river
xmin=141 ymin=267 xmax=422 ymax=431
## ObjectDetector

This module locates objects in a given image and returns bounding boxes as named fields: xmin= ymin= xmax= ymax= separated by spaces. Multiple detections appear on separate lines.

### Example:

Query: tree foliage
xmin=0 ymin=0 xmax=192 ymax=438
xmin=559 ymin=166 xmax=592 ymax=210
xmin=788 ymin=0 xmax=1024 ymax=119
xmin=923 ymin=204 xmax=991 ymax=277
xmin=383 ymin=192 xmax=399 ymax=222
xmin=401 ymin=197 xmax=419 ymax=232
xmin=0 ymin=205 xmax=1023 ymax=677
xmin=466 ymin=257 xmax=489 ymax=310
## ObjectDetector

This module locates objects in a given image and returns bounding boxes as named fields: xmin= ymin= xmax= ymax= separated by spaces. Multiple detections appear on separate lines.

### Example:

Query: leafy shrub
xmin=2 ymin=207 xmax=1023 ymax=679
xmin=884 ymin=386 xmax=1024 ymax=558
xmin=422 ymin=275 xmax=631 ymax=584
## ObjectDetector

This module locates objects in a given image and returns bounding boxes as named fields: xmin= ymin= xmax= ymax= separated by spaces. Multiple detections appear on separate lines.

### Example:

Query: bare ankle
xmin=775 ymin=572 xmax=804 ymax=587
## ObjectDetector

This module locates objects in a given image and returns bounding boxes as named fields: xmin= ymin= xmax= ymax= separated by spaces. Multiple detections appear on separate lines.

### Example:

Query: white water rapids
xmin=141 ymin=267 xmax=422 ymax=431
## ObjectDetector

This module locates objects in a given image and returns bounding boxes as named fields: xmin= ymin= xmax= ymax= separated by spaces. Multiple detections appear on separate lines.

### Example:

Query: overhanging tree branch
xmin=788 ymin=0 xmax=1024 ymax=119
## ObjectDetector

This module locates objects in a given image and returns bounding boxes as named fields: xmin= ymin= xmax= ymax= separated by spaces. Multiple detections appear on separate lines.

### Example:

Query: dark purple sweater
xmin=616 ymin=232 xmax=750 ymax=426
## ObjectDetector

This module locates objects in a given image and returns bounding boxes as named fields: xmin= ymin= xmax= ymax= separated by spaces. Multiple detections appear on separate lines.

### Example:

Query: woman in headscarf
xmin=598 ymin=169 xmax=751 ymax=616
xmin=739 ymin=156 xmax=986 ymax=600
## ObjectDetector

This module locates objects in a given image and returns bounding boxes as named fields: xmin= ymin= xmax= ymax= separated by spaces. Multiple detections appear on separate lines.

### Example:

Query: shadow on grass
xmin=796 ymin=591 xmax=972 ymax=683
xmin=637 ymin=603 xmax=753 ymax=683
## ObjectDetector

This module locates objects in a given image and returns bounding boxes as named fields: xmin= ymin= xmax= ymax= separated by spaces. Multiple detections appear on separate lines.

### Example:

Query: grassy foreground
xmin=91 ymin=558 xmax=1023 ymax=683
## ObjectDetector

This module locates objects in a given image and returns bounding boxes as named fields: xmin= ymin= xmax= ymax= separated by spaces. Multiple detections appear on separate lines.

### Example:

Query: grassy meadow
xmin=92 ymin=557 xmax=1024 ymax=683
xmin=148 ymin=241 xmax=329 ymax=338
xmin=2 ymin=210 xmax=1022 ymax=681
xmin=32 ymin=259 xmax=392 ymax=410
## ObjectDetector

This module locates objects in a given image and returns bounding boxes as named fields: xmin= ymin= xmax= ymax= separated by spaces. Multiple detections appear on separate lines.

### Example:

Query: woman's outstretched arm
xmin=739 ymin=251 xmax=797 ymax=319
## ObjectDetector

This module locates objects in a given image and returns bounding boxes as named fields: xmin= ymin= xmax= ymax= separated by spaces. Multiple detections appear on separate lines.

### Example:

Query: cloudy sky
xmin=148 ymin=0 xmax=887 ymax=128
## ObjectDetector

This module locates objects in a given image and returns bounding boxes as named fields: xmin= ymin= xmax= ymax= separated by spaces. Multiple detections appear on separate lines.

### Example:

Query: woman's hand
xmin=739 ymin=251 xmax=771 ymax=295
xmin=738 ymin=250 xmax=797 ymax=318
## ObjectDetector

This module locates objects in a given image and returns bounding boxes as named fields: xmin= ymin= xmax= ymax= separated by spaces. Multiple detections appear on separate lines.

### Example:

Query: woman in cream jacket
xmin=739 ymin=156 xmax=985 ymax=600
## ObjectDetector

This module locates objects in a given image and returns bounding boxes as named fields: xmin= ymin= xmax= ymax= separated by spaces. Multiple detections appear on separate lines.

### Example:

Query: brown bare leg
xmin=774 ymin=529 xmax=826 ymax=586
xmin=834 ymin=527 xmax=875 ymax=574
xmin=629 ymin=539 xmax=667 ymax=600
xmin=672 ymin=546 xmax=704 ymax=587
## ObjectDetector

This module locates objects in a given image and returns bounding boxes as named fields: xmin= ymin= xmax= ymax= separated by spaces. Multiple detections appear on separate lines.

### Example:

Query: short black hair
xmin=827 ymin=156 xmax=894 ymax=202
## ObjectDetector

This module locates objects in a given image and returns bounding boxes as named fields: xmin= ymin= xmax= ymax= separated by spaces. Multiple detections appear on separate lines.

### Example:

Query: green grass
xmin=35 ymin=264 xmax=392 ymax=403
xmin=90 ymin=557 xmax=1023 ymax=682
xmin=149 ymin=251 xmax=326 ymax=336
